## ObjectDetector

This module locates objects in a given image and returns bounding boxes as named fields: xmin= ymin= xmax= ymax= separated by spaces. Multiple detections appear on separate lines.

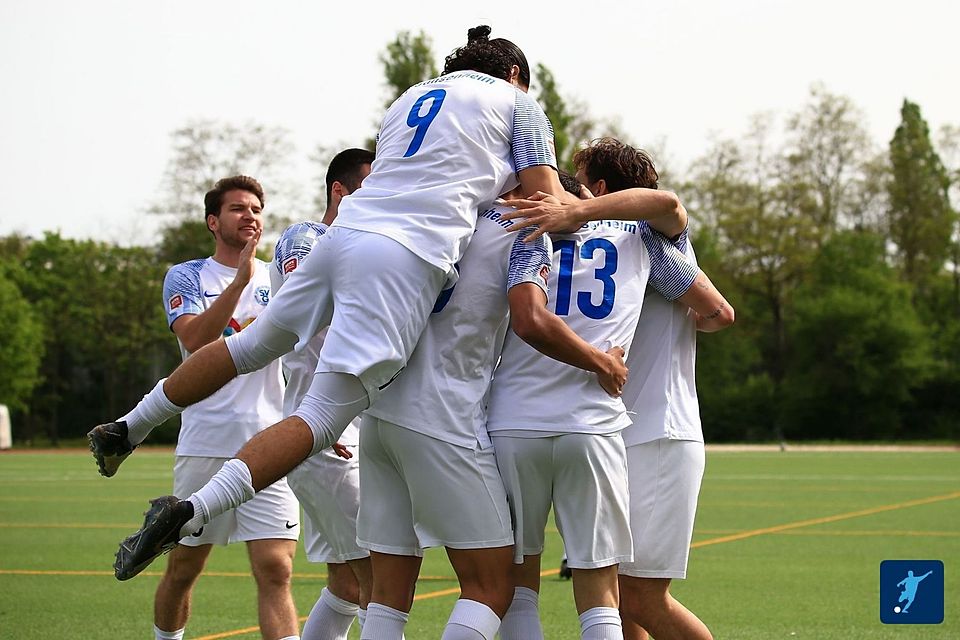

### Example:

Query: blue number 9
xmin=404 ymin=89 xmax=446 ymax=157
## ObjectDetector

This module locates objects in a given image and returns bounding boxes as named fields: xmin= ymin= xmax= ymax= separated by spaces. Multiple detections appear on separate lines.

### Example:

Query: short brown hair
xmin=573 ymin=137 xmax=659 ymax=192
xmin=203 ymin=175 xmax=265 ymax=218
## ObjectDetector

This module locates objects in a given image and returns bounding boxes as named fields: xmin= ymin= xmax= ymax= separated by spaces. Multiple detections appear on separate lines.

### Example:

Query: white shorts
xmin=618 ymin=439 xmax=705 ymax=579
xmin=173 ymin=456 xmax=300 ymax=546
xmin=356 ymin=416 xmax=514 ymax=556
xmin=262 ymin=227 xmax=446 ymax=402
xmin=492 ymin=432 xmax=632 ymax=569
xmin=286 ymin=445 xmax=366 ymax=563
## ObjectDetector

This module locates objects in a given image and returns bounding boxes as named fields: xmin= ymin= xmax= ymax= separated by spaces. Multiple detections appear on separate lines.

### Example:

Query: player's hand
xmin=499 ymin=196 xmax=585 ymax=241
xmin=332 ymin=442 xmax=352 ymax=459
xmin=597 ymin=346 xmax=627 ymax=398
xmin=235 ymin=228 xmax=261 ymax=287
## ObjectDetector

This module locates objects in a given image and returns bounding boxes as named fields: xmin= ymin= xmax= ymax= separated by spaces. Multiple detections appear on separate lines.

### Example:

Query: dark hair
xmin=442 ymin=25 xmax=531 ymax=88
xmin=558 ymin=170 xmax=583 ymax=197
xmin=204 ymin=175 xmax=264 ymax=218
xmin=326 ymin=148 xmax=375 ymax=202
xmin=573 ymin=137 xmax=659 ymax=192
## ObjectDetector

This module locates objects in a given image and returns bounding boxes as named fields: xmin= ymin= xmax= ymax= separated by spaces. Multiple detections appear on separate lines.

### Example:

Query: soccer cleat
xmin=559 ymin=557 xmax=572 ymax=580
xmin=87 ymin=421 xmax=136 ymax=477
xmin=114 ymin=496 xmax=194 ymax=581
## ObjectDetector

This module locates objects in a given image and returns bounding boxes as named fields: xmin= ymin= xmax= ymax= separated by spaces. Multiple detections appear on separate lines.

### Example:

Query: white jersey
xmin=486 ymin=223 xmax=698 ymax=436
xmin=163 ymin=257 xmax=284 ymax=457
xmin=335 ymin=71 xmax=556 ymax=274
xmin=622 ymin=240 xmax=703 ymax=446
xmin=366 ymin=205 xmax=551 ymax=449
xmin=272 ymin=221 xmax=359 ymax=447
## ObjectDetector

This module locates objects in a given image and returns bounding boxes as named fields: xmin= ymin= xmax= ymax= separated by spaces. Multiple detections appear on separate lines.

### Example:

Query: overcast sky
xmin=1 ymin=0 xmax=956 ymax=245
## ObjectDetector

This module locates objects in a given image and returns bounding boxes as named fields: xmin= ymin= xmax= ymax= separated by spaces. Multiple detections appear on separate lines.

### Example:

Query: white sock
xmin=301 ymin=588 xmax=358 ymax=640
xmin=357 ymin=608 xmax=366 ymax=630
xmin=500 ymin=587 xmax=542 ymax=640
xmin=184 ymin=458 xmax=254 ymax=534
xmin=360 ymin=603 xmax=407 ymax=640
xmin=579 ymin=607 xmax=623 ymax=640
xmin=441 ymin=599 xmax=500 ymax=640
xmin=153 ymin=625 xmax=184 ymax=640
xmin=276 ymin=636 xmax=300 ymax=640
xmin=120 ymin=379 xmax=184 ymax=445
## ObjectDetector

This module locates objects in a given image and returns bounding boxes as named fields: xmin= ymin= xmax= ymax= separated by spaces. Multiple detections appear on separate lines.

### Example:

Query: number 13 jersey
xmin=334 ymin=71 xmax=557 ymax=274
xmin=486 ymin=221 xmax=698 ymax=436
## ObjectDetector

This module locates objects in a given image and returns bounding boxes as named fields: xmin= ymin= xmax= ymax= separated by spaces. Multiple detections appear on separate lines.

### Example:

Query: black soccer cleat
xmin=87 ymin=421 xmax=136 ymax=477
xmin=114 ymin=496 xmax=194 ymax=581
xmin=559 ymin=558 xmax=572 ymax=580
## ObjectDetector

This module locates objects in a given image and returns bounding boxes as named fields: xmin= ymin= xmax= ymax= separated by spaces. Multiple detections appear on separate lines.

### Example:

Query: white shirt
xmin=367 ymin=205 xmax=551 ymax=448
xmin=271 ymin=221 xmax=360 ymax=447
xmin=335 ymin=71 xmax=556 ymax=274
xmin=622 ymin=240 xmax=703 ymax=446
xmin=162 ymin=257 xmax=284 ymax=457
xmin=486 ymin=223 xmax=697 ymax=437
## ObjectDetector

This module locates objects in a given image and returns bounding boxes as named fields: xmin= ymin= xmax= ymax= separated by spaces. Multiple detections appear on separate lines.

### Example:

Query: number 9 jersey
xmin=333 ymin=71 xmax=557 ymax=275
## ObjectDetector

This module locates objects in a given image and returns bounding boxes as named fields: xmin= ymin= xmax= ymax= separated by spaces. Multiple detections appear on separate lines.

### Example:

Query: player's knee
xmin=327 ymin=562 xmax=361 ymax=604
xmin=162 ymin=550 xmax=207 ymax=589
xmin=250 ymin=548 xmax=295 ymax=590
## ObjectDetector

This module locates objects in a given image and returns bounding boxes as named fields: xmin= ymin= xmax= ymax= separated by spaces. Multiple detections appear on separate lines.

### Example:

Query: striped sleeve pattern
xmin=507 ymin=227 xmax=552 ymax=294
xmin=640 ymin=223 xmax=698 ymax=301
xmin=511 ymin=91 xmax=558 ymax=172
xmin=272 ymin=221 xmax=327 ymax=283
xmin=162 ymin=259 xmax=205 ymax=327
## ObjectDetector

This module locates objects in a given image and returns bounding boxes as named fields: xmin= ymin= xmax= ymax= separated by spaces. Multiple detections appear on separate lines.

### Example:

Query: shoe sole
xmin=114 ymin=497 xmax=185 ymax=581
xmin=87 ymin=426 xmax=131 ymax=478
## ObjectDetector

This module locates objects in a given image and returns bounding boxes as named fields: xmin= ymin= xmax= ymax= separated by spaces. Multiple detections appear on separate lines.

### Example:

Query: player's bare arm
xmin=676 ymin=269 xmax=736 ymax=333
xmin=516 ymin=165 xmax=581 ymax=205
xmin=507 ymin=282 xmax=628 ymax=397
xmin=173 ymin=229 xmax=261 ymax=353
xmin=501 ymin=188 xmax=687 ymax=241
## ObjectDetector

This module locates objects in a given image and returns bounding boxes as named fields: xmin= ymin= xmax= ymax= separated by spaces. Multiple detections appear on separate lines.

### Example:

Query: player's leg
xmin=302 ymin=562 xmax=361 ymax=640
xmin=491 ymin=435 xmax=556 ymax=640
xmin=553 ymin=433 xmax=632 ymax=640
xmin=618 ymin=439 xmax=710 ymax=640
xmin=443 ymin=547 xmax=514 ymax=640
xmin=247 ymin=539 xmax=299 ymax=640
xmin=153 ymin=544 xmax=212 ymax=639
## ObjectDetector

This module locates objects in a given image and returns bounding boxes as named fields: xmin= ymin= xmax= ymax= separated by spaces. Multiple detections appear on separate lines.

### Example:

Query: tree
xmin=887 ymin=100 xmax=955 ymax=295
xmin=150 ymin=120 xmax=302 ymax=235
xmin=379 ymin=30 xmax=438 ymax=107
xmin=0 ymin=259 xmax=44 ymax=413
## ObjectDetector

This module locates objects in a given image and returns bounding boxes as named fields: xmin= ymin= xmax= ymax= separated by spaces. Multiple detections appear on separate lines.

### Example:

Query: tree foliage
xmin=0 ymin=259 xmax=44 ymax=412
xmin=379 ymin=30 xmax=438 ymax=107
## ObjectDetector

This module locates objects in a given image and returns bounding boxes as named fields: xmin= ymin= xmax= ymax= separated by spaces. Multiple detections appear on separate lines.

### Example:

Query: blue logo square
xmin=880 ymin=560 xmax=944 ymax=624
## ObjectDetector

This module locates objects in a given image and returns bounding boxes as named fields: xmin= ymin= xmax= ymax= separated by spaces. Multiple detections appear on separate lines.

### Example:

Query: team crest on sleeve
xmin=282 ymin=257 xmax=298 ymax=274
xmin=168 ymin=294 xmax=183 ymax=311
xmin=254 ymin=286 xmax=270 ymax=306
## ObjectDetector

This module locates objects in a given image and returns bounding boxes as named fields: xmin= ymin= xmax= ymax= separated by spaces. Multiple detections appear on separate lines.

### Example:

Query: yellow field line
xmin=695 ymin=528 xmax=959 ymax=538
xmin=0 ymin=568 xmax=457 ymax=581
xmin=691 ymin=490 xmax=960 ymax=549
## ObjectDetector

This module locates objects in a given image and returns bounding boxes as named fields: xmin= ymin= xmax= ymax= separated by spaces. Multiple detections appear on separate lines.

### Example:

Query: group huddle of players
xmin=89 ymin=24 xmax=732 ymax=640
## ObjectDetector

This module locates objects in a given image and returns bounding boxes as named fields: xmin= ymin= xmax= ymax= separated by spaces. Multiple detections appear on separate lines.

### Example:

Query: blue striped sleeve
xmin=162 ymin=260 xmax=205 ymax=327
xmin=273 ymin=221 xmax=327 ymax=283
xmin=640 ymin=223 xmax=698 ymax=301
xmin=511 ymin=91 xmax=557 ymax=172
xmin=507 ymin=228 xmax=552 ymax=294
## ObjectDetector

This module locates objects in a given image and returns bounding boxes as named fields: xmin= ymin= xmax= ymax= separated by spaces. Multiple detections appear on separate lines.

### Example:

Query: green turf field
xmin=0 ymin=448 xmax=956 ymax=639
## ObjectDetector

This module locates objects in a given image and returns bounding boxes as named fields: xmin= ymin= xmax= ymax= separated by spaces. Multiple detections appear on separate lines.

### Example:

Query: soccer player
xmin=355 ymin=177 xmax=631 ymax=640
xmin=495 ymin=139 xmax=733 ymax=640
xmin=146 ymin=176 xmax=300 ymax=640
xmin=271 ymin=149 xmax=375 ymax=640
xmin=103 ymin=25 xmax=574 ymax=586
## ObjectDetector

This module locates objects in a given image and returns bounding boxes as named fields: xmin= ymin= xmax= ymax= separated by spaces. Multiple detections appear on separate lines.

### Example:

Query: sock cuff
xmin=578 ymin=606 xmax=622 ymax=628
xmin=276 ymin=636 xmax=300 ymax=640
xmin=367 ymin=602 xmax=409 ymax=623
xmin=448 ymin=599 xmax=501 ymax=639
xmin=512 ymin=586 xmax=539 ymax=605
xmin=220 ymin=458 xmax=255 ymax=499
xmin=153 ymin=625 xmax=185 ymax=640
xmin=320 ymin=586 xmax=360 ymax=616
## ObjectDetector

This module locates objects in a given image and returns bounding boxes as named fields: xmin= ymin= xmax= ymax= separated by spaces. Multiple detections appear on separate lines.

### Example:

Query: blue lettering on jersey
xmin=553 ymin=238 xmax=619 ymax=319
xmin=404 ymin=89 xmax=446 ymax=157
xmin=479 ymin=206 xmax=515 ymax=229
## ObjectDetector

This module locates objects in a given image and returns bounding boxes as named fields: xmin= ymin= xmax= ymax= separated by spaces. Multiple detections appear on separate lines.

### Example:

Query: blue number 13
xmin=553 ymin=238 xmax=619 ymax=319
xmin=404 ymin=89 xmax=446 ymax=157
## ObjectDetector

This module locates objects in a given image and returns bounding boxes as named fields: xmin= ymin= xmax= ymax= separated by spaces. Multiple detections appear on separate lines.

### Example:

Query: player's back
xmin=487 ymin=221 xmax=697 ymax=435
xmin=335 ymin=71 xmax=554 ymax=273
xmin=367 ymin=205 xmax=550 ymax=448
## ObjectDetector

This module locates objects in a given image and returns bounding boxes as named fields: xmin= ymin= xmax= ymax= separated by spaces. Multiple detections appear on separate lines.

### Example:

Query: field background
xmin=0 ymin=448 xmax=956 ymax=639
